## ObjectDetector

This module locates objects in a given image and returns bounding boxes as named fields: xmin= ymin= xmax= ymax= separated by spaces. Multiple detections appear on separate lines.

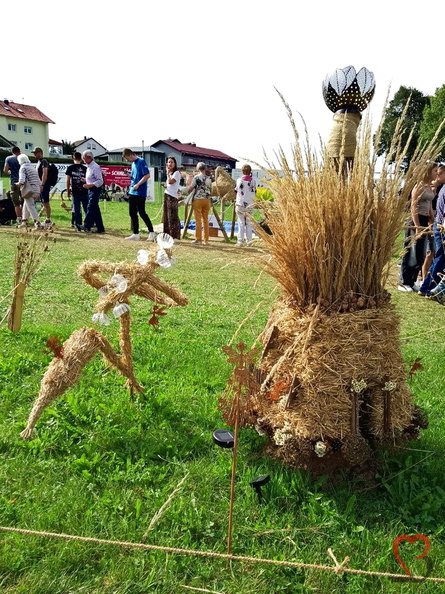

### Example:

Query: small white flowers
xmin=273 ymin=422 xmax=293 ymax=446
xmin=382 ymin=381 xmax=397 ymax=392
xmin=98 ymin=273 xmax=128 ymax=298
xmin=351 ymin=379 xmax=367 ymax=393
xmin=137 ymin=249 xmax=150 ymax=266
xmin=92 ymin=312 xmax=110 ymax=326
xmin=113 ymin=303 xmax=130 ymax=318
xmin=156 ymin=249 xmax=173 ymax=269
xmin=314 ymin=441 xmax=327 ymax=457
xmin=109 ymin=273 xmax=127 ymax=293
xmin=157 ymin=233 xmax=174 ymax=249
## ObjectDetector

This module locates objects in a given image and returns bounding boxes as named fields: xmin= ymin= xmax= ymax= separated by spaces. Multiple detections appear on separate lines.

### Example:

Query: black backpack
xmin=47 ymin=163 xmax=59 ymax=187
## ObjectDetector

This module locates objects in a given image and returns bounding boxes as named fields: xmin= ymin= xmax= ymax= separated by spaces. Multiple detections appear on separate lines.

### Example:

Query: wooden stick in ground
xmin=230 ymin=204 xmax=236 ymax=239
xmin=211 ymin=205 xmax=229 ymax=241
xmin=8 ymin=281 xmax=25 ymax=332
xmin=226 ymin=391 xmax=240 ymax=565
xmin=182 ymin=204 xmax=194 ymax=239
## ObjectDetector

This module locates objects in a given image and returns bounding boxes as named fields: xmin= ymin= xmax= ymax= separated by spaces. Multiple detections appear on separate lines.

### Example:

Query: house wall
xmin=75 ymin=139 xmax=107 ymax=157
xmin=106 ymin=150 xmax=166 ymax=167
xmin=0 ymin=117 xmax=49 ymax=155
xmin=152 ymin=143 xmax=182 ymax=166
xmin=153 ymin=142 xmax=236 ymax=170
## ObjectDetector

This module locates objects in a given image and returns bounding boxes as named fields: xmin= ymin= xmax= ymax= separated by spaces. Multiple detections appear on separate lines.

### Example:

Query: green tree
xmin=61 ymin=139 xmax=76 ymax=156
xmin=376 ymin=86 xmax=430 ymax=168
xmin=419 ymin=84 xmax=445 ymax=161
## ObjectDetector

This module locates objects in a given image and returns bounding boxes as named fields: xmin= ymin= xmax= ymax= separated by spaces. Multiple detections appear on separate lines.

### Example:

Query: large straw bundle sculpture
xmin=220 ymin=95 xmax=443 ymax=472
xmin=21 ymin=241 xmax=188 ymax=439
xmin=211 ymin=166 xmax=236 ymax=211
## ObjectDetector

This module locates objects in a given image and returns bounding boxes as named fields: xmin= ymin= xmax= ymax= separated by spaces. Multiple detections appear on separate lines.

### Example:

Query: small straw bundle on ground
xmin=220 ymin=94 xmax=443 ymax=473
xmin=5 ymin=230 xmax=54 ymax=331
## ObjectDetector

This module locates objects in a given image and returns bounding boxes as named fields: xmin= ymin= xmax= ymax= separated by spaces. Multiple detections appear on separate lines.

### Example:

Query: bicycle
xmin=61 ymin=186 xmax=112 ymax=201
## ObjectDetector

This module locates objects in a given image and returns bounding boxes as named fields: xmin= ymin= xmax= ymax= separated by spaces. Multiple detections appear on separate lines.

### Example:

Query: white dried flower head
xmin=109 ymin=273 xmax=127 ymax=293
xmin=351 ymin=379 xmax=367 ymax=393
xmin=98 ymin=285 xmax=110 ymax=298
xmin=156 ymin=248 xmax=172 ymax=268
xmin=255 ymin=425 xmax=266 ymax=437
xmin=137 ymin=249 xmax=150 ymax=265
xmin=113 ymin=303 xmax=130 ymax=318
xmin=92 ymin=312 xmax=110 ymax=326
xmin=273 ymin=422 xmax=293 ymax=446
xmin=314 ymin=441 xmax=327 ymax=457
xmin=156 ymin=233 xmax=174 ymax=249
xmin=382 ymin=381 xmax=397 ymax=392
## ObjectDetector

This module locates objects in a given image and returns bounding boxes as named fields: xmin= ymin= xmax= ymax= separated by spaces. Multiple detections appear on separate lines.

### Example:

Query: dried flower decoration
xmin=137 ymin=250 xmax=150 ymax=266
xmin=148 ymin=305 xmax=167 ymax=330
xmin=92 ymin=312 xmax=110 ymax=326
xmin=351 ymin=379 xmax=367 ymax=393
xmin=273 ymin=422 xmax=293 ymax=446
xmin=314 ymin=441 xmax=327 ymax=457
xmin=43 ymin=336 xmax=64 ymax=359
xmin=113 ymin=303 xmax=130 ymax=318
xmin=382 ymin=381 xmax=397 ymax=392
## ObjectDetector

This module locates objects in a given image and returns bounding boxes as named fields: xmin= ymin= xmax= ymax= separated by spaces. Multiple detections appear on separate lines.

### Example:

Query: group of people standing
xmin=3 ymin=146 xmax=106 ymax=233
xmin=399 ymin=162 xmax=445 ymax=302
xmin=4 ymin=145 xmax=258 ymax=245
xmin=3 ymin=146 xmax=55 ymax=229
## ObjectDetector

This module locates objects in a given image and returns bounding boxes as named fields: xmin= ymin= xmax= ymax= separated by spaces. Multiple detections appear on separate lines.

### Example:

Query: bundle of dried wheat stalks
xmin=220 ymin=96 xmax=444 ymax=472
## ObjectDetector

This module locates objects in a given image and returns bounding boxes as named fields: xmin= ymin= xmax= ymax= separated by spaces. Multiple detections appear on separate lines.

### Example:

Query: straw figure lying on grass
xmin=219 ymin=91 xmax=444 ymax=474
xmin=20 ymin=234 xmax=188 ymax=440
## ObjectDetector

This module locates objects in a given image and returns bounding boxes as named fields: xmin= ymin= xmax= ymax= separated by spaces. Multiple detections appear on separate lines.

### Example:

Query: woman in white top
xmin=163 ymin=156 xmax=181 ymax=239
xmin=235 ymin=164 xmax=256 ymax=246
xmin=16 ymin=154 xmax=42 ymax=229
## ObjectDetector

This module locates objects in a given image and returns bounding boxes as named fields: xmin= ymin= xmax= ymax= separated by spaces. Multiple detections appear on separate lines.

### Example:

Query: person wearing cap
xmin=187 ymin=162 xmax=212 ymax=245
xmin=32 ymin=147 xmax=53 ymax=228
xmin=3 ymin=146 xmax=23 ymax=224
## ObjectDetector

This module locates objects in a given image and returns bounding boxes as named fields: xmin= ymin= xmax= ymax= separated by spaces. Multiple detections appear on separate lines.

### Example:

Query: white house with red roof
xmin=151 ymin=139 xmax=237 ymax=170
xmin=0 ymin=98 xmax=54 ymax=155
xmin=73 ymin=137 xmax=107 ymax=158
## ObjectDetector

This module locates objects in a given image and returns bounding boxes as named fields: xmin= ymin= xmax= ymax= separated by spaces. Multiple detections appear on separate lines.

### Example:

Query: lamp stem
xmin=226 ymin=391 xmax=240 ymax=566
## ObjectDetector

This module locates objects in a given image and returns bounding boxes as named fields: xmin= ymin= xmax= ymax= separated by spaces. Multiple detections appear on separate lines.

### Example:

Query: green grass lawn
xmin=0 ymin=200 xmax=444 ymax=593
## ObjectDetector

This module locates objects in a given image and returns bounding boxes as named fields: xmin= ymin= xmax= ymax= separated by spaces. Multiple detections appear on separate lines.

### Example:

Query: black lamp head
xmin=250 ymin=474 xmax=271 ymax=504
xmin=213 ymin=429 xmax=235 ymax=449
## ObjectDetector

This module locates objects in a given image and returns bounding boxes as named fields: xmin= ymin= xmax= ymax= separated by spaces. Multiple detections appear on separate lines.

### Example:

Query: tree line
xmin=377 ymin=84 xmax=445 ymax=167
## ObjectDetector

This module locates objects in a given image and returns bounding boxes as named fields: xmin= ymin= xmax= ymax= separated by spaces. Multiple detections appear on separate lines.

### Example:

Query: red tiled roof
xmin=49 ymin=139 xmax=63 ymax=145
xmin=0 ymin=100 xmax=55 ymax=124
xmin=153 ymin=139 xmax=236 ymax=162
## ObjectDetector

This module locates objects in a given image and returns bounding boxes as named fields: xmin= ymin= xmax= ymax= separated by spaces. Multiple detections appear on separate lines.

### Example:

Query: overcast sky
xmin=4 ymin=0 xmax=444 ymax=166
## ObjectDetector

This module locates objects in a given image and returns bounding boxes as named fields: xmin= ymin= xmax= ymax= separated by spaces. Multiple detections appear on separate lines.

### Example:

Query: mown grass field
xmin=0 ymin=199 xmax=444 ymax=593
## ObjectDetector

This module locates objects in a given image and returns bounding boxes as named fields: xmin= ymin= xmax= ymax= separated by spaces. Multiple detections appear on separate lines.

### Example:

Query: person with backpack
xmin=32 ymin=147 xmax=58 ymax=228
xmin=66 ymin=152 xmax=88 ymax=231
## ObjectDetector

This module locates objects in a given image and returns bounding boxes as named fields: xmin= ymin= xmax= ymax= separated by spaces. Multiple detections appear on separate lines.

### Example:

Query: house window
xmin=25 ymin=143 xmax=34 ymax=150
xmin=8 ymin=123 xmax=16 ymax=132
xmin=24 ymin=126 xmax=32 ymax=134
xmin=92 ymin=145 xmax=96 ymax=150
xmin=87 ymin=143 xmax=91 ymax=149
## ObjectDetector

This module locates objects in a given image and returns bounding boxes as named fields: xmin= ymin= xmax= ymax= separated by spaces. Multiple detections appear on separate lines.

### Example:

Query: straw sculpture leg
xmin=21 ymin=327 xmax=142 ymax=440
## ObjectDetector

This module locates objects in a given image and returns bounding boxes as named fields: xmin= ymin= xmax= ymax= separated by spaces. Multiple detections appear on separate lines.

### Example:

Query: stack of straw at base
xmin=219 ymin=97 xmax=442 ymax=472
